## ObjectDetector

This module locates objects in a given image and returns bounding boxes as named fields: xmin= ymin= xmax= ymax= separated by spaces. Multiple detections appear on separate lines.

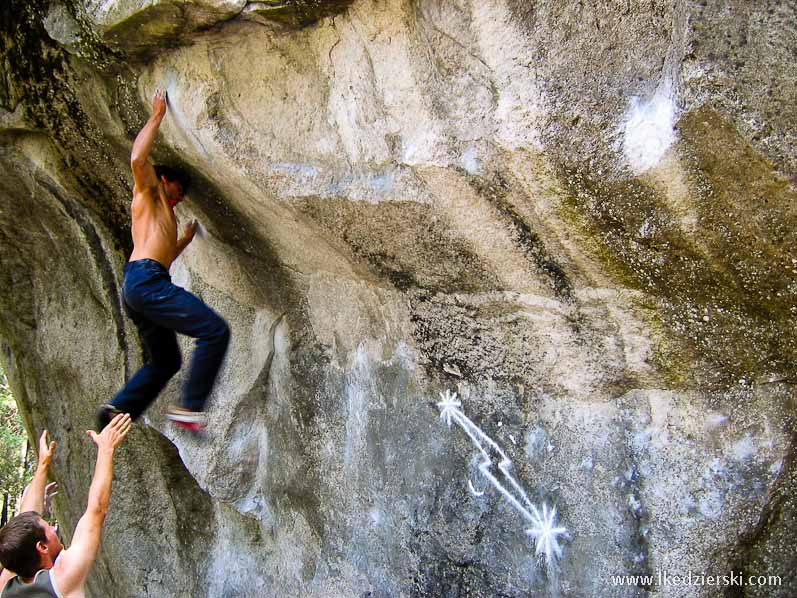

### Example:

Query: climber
xmin=97 ymin=88 xmax=230 ymax=434
xmin=0 ymin=415 xmax=131 ymax=597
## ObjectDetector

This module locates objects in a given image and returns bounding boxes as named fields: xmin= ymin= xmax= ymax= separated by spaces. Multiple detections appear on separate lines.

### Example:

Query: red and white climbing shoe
xmin=166 ymin=407 xmax=207 ymax=435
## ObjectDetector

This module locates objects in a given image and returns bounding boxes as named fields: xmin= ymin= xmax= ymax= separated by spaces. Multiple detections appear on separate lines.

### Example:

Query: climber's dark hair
xmin=154 ymin=164 xmax=190 ymax=195
xmin=0 ymin=511 xmax=46 ymax=578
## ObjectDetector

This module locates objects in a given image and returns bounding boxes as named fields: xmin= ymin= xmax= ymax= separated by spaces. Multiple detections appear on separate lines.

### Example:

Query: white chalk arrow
xmin=436 ymin=390 xmax=567 ymax=569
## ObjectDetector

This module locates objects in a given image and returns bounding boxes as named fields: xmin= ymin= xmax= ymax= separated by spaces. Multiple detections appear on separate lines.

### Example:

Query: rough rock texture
xmin=0 ymin=0 xmax=795 ymax=596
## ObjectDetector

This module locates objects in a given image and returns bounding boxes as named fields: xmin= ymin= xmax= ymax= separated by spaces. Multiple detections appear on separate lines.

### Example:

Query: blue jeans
xmin=111 ymin=259 xmax=230 ymax=419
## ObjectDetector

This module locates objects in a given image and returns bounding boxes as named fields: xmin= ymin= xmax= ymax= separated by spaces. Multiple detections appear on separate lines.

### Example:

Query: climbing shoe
xmin=166 ymin=407 xmax=207 ymax=435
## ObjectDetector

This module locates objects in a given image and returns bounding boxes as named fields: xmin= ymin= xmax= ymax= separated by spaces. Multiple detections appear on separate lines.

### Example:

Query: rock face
xmin=0 ymin=0 xmax=795 ymax=596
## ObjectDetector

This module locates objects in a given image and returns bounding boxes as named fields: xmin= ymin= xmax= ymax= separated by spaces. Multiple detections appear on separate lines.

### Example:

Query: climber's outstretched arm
xmin=131 ymin=89 xmax=167 ymax=194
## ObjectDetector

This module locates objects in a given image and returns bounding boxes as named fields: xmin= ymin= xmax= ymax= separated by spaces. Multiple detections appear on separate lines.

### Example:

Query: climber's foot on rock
xmin=166 ymin=407 xmax=207 ymax=437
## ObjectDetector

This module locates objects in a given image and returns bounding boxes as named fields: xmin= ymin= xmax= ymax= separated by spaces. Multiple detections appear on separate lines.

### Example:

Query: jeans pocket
xmin=124 ymin=272 xmax=161 ymax=308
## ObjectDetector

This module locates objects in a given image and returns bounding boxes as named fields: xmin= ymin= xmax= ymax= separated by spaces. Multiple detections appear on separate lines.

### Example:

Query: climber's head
xmin=0 ymin=512 xmax=63 ymax=578
xmin=154 ymin=164 xmax=190 ymax=208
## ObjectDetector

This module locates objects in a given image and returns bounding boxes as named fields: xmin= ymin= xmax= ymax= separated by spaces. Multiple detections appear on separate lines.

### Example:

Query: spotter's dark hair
xmin=0 ymin=511 xmax=46 ymax=578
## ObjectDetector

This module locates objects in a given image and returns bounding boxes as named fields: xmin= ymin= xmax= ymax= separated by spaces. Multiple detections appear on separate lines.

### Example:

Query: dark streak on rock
xmin=468 ymin=170 xmax=575 ymax=302
xmin=35 ymin=176 xmax=131 ymax=380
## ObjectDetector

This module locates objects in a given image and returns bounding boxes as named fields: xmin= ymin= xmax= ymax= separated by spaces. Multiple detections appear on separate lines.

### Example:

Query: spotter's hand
xmin=87 ymin=412 xmax=131 ymax=451
xmin=37 ymin=430 xmax=56 ymax=469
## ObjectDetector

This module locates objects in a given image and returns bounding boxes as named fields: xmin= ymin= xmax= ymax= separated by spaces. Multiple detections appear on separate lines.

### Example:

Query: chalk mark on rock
xmin=437 ymin=389 xmax=567 ymax=571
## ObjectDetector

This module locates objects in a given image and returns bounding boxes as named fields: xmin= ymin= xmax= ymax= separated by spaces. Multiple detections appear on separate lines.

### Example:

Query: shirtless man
xmin=0 ymin=415 xmax=131 ymax=597
xmin=98 ymin=89 xmax=230 ymax=433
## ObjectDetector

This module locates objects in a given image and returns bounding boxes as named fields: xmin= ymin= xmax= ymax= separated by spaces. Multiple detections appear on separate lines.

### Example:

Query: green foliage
xmin=0 ymin=366 xmax=31 ymax=515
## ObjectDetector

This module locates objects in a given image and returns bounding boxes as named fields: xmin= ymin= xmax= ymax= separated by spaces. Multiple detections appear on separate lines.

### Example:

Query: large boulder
xmin=0 ymin=0 xmax=794 ymax=595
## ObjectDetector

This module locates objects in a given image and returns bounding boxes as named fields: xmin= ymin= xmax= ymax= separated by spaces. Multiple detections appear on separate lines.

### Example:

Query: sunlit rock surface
xmin=0 ymin=0 xmax=795 ymax=596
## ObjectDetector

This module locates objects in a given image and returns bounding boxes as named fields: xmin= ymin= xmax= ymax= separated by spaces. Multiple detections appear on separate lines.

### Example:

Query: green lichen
xmin=60 ymin=0 xmax=125 ymax=69
xmin=249 ymin=0 xmax=355 ymax=28
xmin=556 ymin=108 xmax=796 ymax=389
xmin=1 ymin=0 xmax=132 ymax=253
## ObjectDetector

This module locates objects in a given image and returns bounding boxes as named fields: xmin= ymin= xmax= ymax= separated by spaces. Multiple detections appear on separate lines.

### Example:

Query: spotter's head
xmin=0 ymin=512 xmax=63 ymax=578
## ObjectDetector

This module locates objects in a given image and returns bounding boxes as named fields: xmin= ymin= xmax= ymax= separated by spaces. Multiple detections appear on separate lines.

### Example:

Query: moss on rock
xmin=557 ymin=108 xmax=796 ymax=388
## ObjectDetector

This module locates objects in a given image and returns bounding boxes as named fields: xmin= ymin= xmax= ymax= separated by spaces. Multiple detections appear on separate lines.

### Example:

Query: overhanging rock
xmin=0 ymin=0 xmax=795 ymax=596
